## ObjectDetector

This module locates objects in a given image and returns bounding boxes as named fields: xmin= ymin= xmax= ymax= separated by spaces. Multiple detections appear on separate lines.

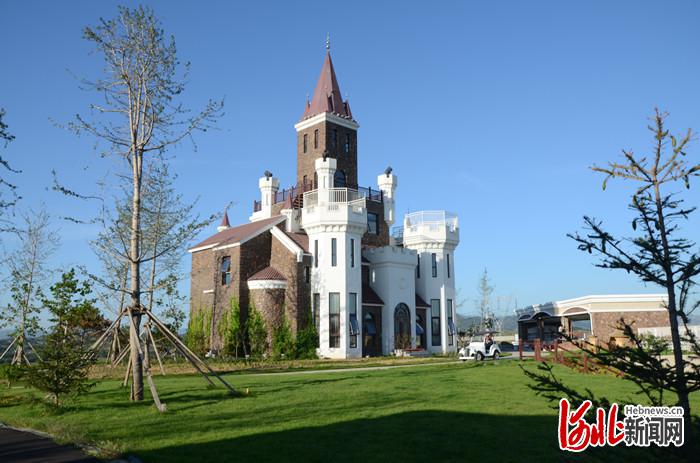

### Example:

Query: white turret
xmin=401 ymin=211 xmax=460 ymax=354
xmin=377 ymin=168 xmax=397 ymax=229
xmin=250 ymin=172 xmax=280 ymax=222
xmin=301 ymin=157 xmax=367 ymax=359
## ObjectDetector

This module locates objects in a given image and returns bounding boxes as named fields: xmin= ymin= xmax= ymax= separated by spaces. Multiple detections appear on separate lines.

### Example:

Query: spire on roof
xmin=300 ymin=48 xmax=353 ymax=121
xmin=217 ymin=208 xmax=230 ymax=232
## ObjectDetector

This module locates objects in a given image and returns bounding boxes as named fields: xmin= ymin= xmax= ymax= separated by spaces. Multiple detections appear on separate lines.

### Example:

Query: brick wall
xmin=592 ymin=310 xmax=670 ymax=342
xmin=249 ymin=287 xmax=286 ymax=348
xmin=270 ymin=235 xmax=312 ymax=334
xmin=297 ymin=120 xmax=358 ymax=189
xmin=363 ymin=200 xmax=390 ymax=247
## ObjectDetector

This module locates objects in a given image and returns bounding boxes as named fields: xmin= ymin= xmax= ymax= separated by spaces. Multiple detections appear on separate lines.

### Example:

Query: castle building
xmin=188 ymin=49 xmax=459 ymax=358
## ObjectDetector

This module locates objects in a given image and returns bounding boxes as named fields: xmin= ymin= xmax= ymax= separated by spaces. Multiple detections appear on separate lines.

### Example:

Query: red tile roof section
xmin=248 ymin=266 xmax=286 ymax=281
xmin=282 ymin=231 xmax=310 ymax=253
xmin=362 ymin=283 xmax=384 ymax=306
xmin=301 ymin=52 xmax=353 ymax=121
xmin=189 ymin=215 xmax=284 ymax=251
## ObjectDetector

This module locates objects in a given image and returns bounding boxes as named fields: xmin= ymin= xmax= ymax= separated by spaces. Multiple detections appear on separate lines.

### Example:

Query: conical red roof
xmin=219 ymin=209 xmax=230 ymax=228
xmin=301 ymin=52 xmax=353 ymax=121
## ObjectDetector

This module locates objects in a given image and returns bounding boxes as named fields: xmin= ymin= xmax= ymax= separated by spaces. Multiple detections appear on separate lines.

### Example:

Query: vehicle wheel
xmin=493 ymin=351 xmax=500 ymax=360
xmin=475 ymin=352 xmax=484 ymax=361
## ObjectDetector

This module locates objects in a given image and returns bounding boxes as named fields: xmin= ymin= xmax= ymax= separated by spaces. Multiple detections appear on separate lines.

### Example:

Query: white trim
xmin=270 ymin=227 xmax=305 ymax=263
xmin=555 ymin=294 xmax=667 ymax=306
xmin=212 ymin=242 xmax=241 ymax=251
xmin=202 ymin=289 xmax=214 ymax=294
xmin=294 ymin=112 xmax=359 ymax=132
xmin=247 ymin=280 xmax=287 ymax=290
xmin=188 ymin=243 xmax=217 ymax=253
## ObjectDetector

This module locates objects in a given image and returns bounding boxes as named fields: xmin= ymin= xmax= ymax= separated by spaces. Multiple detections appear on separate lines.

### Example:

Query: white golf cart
xmin=459 ymin=330 xmax=501 ymax=361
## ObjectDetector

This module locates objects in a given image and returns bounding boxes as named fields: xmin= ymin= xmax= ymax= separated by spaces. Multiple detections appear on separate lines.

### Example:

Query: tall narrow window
xmin=220 ymin=256 xmax=231 ymax=285
xmin=313 ymin=293 xmax=320 ymax=334
xmin=303 ymin=133 xmax=308 ymax=153
xmin=446 ymin=253 xmax=451 ymax=278
xmin=331 ymin=238 xmax=337 ymax=267
xmin=431 ymin=299 xmax=441 ymax=346
xmin=416 ymin=254 xmax=421 ymax=279
xmin=304 ymin=266 xmax=310 ymax=283
xmin=332 ymin=129 xmax=338 ymax=149
xmin=314 ymin=240 xmax=318 ymax=268
xmin=431 ymin=253 xmax=438 ymax=278
xmin=350 ymin=238 xmax=355 ymax=268
xmin=447 ymin=299 xmax=455 ymax=346
xmin=344 ymin=134 xmax=350 ymax=154
xmin=349 ymin=293 xmax=358 ymax=348
xmin=367 ymin=212 xmax=379 ymax=235
xmin=314 ymin=129 xmax=319 ymax=149
xmin=329 ymin=292 xmax=340 ymax=348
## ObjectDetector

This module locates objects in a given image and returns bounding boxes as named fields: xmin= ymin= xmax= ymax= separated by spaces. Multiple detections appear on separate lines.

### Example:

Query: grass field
xmin=0 ymin=360 xmax=697 ymax=462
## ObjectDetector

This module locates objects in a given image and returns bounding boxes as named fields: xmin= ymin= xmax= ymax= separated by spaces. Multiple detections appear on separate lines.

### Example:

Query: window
xmin=349 ymin=293 xmax=358 ymax=348
xmin=303 ymin=133 xmax=308 ymax=153
xmin=331 ymin=238 xmax=337 ymax=267
xmin=447 ymin=299 xmax=454 ymax=346
xmin=314 ymin=129 xmax=319 ymax=149
xmin=431 ymin=253 xmax=438 ymax=278
xmin=329 ymin=292 xmax=340 ymax=348
xmin=446 ymin=254 xmax=451 ymax=278
xmin=350 ymin=238 xmax=355 ymax=268
xmin=220 ymin=256 xmax=231 ymax=285
xmin=416 ymin=254 xmax=421 ymax=279
xmin=344 ymin=134 xmax=350 ymax=154
xmin=303 ymin=175 xmax=308 ymax=189
xmin=334 ymin=170 xmax=346 ymax=188
xmin=331 ymin=129 xmax=338 ymax=149
xmin=367 ymin=212 xmax=379 ymax=235
xmin=313 ymin=293 xmax=320 ymax=334
xmin=431 ymin=299 xmax=441 ymax=346
xmin=314 ymin=240 xmax=319 ymax=267
xmin=304 ymin=266 xmax=310 ymax=283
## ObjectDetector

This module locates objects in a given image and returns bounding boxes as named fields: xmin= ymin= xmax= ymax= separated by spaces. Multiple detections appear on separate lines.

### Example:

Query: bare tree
xmin=563 ymin=109 xmax=700 ymax=447
xmin=68 ymin=6 xmax=223 ymax=401
xmin=0 ymin=207 xmax=59 ymax=364
xmin=476 ymin=268 xmax=494 ymax=330
xmin=0 ymin=108 xmax=20 ymax=219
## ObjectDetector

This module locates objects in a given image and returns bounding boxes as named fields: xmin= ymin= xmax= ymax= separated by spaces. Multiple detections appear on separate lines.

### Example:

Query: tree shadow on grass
xmin=135 ymin=410 xmax=675 ymax=463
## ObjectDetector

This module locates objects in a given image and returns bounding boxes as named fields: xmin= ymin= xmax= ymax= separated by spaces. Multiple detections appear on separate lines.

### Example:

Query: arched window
xmin=394 ymin=303 xmax=411 ymax=349
xmin=334 ymin=170 xmax=346 ymax=188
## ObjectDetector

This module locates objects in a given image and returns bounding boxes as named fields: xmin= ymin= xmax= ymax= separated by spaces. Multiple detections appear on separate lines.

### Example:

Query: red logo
xmin=558 ymin=399 xmax=625 ymax=451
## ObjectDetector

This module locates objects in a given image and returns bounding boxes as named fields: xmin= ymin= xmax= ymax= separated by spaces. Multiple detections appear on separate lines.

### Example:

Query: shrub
xmin=246 ymin=304 xmax=268 ymax=358
xmin=295 ymin=322 xmax=319 ymax=360
xmin=219 ymin=298 xmax=244 ymax=358
xmin=0 ymin=364 xmax=26 ymax=388
xmin=272 ymin=316 xmax=294 ymax=360
xmin=185 ymin=307 xmax=212 ymax=355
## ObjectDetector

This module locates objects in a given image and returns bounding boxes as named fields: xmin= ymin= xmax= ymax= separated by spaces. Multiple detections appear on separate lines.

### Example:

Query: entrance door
xmin=394 ymin=303 xmax=411 ymax=350
xmin=362 ymin=306 xmax=382 ymax=357
xmin=416 ymin=308 xmax=427 ymax=349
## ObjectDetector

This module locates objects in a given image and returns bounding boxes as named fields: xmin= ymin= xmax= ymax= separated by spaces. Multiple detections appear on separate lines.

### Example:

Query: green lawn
xmin=0 ymin=361 xmax=697 ymax=462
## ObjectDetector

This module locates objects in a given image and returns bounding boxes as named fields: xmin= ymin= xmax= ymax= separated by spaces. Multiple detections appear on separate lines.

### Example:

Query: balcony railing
xmin=253 ymin=181 xmax=382 ymax=213
xmin=404 ymin=210 xmax=458 ymax=231
xmin=303 ymin=187 xmax=366 ymax=209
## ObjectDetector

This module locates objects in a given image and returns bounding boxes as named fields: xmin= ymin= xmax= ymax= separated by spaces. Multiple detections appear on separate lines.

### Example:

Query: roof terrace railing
xmin=404 ymin=210 xmax=458 ymax=231
xmin=254 ymin=182 xmax=382 ymax=213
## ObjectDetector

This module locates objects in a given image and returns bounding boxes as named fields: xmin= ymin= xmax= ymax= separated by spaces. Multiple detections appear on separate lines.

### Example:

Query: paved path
xmin=0 ymin=425 xmax=100 ymax=463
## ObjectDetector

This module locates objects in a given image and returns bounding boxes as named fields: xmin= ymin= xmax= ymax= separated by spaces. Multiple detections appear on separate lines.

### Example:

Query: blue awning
xmin=416 ymin=322 xmax=425 ymax=335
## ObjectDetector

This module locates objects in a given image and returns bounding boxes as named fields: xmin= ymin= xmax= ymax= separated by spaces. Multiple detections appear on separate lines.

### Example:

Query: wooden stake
xmin=0 ymin=336 xmax=18 ymax=361
xmin=147 ymin=327 xmax=166 ymax=375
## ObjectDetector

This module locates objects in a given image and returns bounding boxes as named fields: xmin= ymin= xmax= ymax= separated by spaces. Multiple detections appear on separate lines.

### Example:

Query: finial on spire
xmin=325 ymin=32 xmax=330 ymax=51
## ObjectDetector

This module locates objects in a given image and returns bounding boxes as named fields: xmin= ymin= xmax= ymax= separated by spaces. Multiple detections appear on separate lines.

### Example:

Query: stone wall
xmin=249 ymin=287 xmax=286 ymax=347
xmin=592 ymin=310 xmax=669 ymax=342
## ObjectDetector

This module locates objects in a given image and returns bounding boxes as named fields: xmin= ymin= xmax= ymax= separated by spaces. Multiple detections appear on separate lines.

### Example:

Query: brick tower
xmin=294 ymin=51 xmax=359 ymax=190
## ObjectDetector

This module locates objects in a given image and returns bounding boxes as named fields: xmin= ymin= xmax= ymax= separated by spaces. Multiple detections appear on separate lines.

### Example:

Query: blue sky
xmin=1 ymin=0 xmax=699 ymax=318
